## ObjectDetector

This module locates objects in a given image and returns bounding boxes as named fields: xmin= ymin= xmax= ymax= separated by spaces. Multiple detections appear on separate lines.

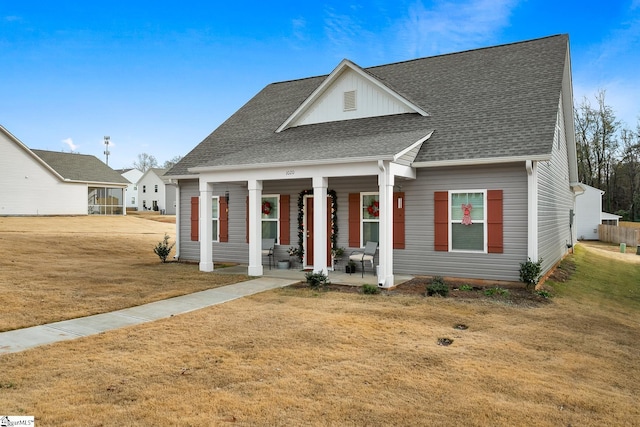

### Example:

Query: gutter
xmin=413 ymin=154 xmax=550 ymax=168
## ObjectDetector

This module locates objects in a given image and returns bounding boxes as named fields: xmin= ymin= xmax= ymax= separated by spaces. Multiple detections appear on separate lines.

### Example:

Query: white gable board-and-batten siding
xmin=293 ymin=69 xmax=414 ymax=126
xmin=537 ymin=96 xmax=575 ymax=274
xmin=0 ymin=131 xmax=86 ymax=215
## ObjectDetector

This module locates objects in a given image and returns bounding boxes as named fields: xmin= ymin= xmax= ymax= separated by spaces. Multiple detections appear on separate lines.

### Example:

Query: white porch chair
xmin=349 ymin=241 xmax=378 ymax=277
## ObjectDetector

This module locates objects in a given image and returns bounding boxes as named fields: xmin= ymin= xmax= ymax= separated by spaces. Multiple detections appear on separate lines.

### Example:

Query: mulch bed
xmin=287 ymin=257 xmax=576 ymax=307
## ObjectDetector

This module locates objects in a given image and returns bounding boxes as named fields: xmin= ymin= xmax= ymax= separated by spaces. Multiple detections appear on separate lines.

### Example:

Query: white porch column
xmin=175 ymin=183 xmax=181 ymax=259
xmin=377 ymin=161 xmax=394 ymax=288
xmin=313 ymin=176 xmax=328 ymax=275
xmin=199 ymin=182 xmax=214 ymax=272
xmin=248 ymin=179 xmax=264 ymax=276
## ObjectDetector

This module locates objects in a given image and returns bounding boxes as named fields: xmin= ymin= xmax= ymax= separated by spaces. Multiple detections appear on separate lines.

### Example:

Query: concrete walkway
xmin=0 ymin=277 xmax=296 ymax=356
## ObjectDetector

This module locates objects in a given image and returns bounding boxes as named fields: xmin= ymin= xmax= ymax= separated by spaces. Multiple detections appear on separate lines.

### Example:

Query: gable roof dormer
xmin=276 ymin=59 xmax=429 ymax=133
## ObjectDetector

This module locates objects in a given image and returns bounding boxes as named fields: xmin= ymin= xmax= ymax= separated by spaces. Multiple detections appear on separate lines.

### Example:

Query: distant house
xmin=116 ymin=168 xmax=144 ymax=211
xmin=575 ymin=184 xmax=621 ymax=240
xmin=166 ymin=35 xmax=580 ymax=286
xmin=137 ymin=168 xmax=176 ymax=214
xmin=0 ymin=125 xmax=129 ymax=215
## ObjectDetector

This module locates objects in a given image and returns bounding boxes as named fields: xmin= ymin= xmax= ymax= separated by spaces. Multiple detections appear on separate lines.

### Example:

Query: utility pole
xmin=103 ymin=136 xmax=110 ymax=166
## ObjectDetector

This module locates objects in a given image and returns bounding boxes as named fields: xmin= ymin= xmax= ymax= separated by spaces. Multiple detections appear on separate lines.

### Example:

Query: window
xmin=361 ymin=192 xmax=379 ymax=246
xmin=450 ymin=191 xmax=486 ymax=252
xmin=154 ymin=184 xmax=158 ymax=193
xmin=131 ymin=197 xmax=135 ymax=205
xmin=211 ymin=196 xmax=219 ymax=242
xmin=261 ymin=195 xmax=279 ymax=242
xmin=143 ymin=185 xmax=146 ymax=193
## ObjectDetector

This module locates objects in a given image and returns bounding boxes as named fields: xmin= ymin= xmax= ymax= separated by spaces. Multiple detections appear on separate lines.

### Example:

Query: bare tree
xmin=574 ymin=90 xmax=620 ymax=211
xmin=133 ymin=153 xmax=158 ymax=172
xmin=163 ymin=155 xmax=183 ymax=170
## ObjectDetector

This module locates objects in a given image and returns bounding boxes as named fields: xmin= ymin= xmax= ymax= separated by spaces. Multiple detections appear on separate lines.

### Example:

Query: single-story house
xmin=137 ymin=168 xmax=176 ymax=214
xmin=575 ymin=183 xmax=621 ymax=240
xmin=166 ymin=34 xmax=580 ymax=287
xmin=0 ymin=125 xmax=129 ymax=216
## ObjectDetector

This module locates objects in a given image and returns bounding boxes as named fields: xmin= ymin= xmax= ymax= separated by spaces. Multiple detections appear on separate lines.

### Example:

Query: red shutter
xmin=348 ymin=193 xmax=360 ymax=247
xmin=434 ymin=191 xmax=448 ymax=251
xmin=246 ymin=196 xmax=249 ymax=244
xmin=219 ymin=197 xmax=228 ymax=242
xmin=393 ymin=192 xmax=405 ymax=249
xmin=190 ymin=196 xmax=199 ymax=241
xmin=280 ymin=194 xmax=290 ymax=245
xmin=487 ymin=190 xmax=503 ymax=253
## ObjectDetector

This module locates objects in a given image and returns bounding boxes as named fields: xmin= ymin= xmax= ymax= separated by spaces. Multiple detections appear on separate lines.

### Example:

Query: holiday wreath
xmin=262 ymin=200 xmax=272 ymax=215
xmin=367 ymin=200 xmax=380 ymax=217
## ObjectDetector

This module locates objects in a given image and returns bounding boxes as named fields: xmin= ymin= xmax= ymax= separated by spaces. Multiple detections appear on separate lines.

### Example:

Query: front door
xmin=304 ymin=196 xmax=332 ymax=268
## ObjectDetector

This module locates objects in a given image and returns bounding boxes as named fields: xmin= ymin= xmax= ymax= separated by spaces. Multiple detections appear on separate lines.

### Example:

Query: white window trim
xmin=449 ymin=189 xmax=488 ymax=253
xmin=262 ymin=194 xmax=280 ymax=243
xmin=211 ymin=196 xmax=220 ymax=243
xmin=360 ymin=192 xmax=379 ymax=248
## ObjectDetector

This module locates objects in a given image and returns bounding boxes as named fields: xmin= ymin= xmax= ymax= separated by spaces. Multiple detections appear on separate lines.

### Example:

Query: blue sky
xmin=1 ymin=1 xmax=639 ymax=169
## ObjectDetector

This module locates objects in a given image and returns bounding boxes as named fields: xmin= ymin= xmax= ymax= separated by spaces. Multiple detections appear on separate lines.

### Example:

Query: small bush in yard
xmin=305 ymin=272 xmax=330 ymax=290
xmin=520 ymin=257 xmax=543 ymax=289
xmin=153 ymin=233 xmax=175 ymax=263
xmin=426 ymin=276 xmax=449 ymax=297
xmin=362 ymin=284 xmax=380 ymax=295
xmin=484 ymin=287 xmax=509 ymax=297
xmin=535 ymin=289 xmax=553 ymax=299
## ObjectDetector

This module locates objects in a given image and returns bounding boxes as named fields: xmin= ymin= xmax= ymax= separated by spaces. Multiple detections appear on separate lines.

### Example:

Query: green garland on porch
xmin=297 ymin=189 xmax=338 ymax=263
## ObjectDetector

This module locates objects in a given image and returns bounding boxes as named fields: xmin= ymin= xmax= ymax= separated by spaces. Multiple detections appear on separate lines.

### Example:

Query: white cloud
xmin=61 ymin=137 xmax=78 ymax=151
xmin=397 ymin=0 xmax=518 ymax=58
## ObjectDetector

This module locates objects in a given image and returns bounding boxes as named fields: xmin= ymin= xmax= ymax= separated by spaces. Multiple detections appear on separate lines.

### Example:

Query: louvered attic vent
xmin=343 ymin=90 xmax=357 ymax=111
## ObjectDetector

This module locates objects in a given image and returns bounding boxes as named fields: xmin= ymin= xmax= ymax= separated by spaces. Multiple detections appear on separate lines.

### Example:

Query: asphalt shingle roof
xmin=31 ymin=150 xmax=130 ymax=184
xmin=167 ymin=34 xmax=569 ymax=176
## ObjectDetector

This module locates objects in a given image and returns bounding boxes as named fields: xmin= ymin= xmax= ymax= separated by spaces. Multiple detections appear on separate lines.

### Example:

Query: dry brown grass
xmin=0 ymin=216 xmax=248 ymax=331
xmin=0 ymin=218 xmax=638 ymax=426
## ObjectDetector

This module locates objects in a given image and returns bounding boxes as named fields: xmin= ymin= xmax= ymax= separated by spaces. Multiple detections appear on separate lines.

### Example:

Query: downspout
xmin=526 ymin=160 xmax=539 ymax=262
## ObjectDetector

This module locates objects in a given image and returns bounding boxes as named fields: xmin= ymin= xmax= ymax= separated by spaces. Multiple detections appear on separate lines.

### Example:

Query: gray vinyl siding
xmin=177 ymin=179 xmax=199 ymax=261
xmin=177 ymin=166 xmax=528 ymax=281
xmin=537 ymin=96 xmax=574 ymax=274
xmin=398 ymin=164 xmax=528 ymax=282
xmin=263 ymin=177 xmax=379 ymax=262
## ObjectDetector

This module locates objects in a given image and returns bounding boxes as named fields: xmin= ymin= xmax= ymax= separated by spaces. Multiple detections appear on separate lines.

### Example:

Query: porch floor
xmin=213 ymin=264 xmax=413 ymax=287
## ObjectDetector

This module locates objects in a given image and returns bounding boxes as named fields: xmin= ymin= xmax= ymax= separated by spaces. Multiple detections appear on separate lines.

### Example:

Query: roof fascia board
xmin=189 ymin=154 xmax=395 ymax=174
xmin=65 ymin=179 xmax=129 ymax=187
xmin=413 ymin=154 xmax=551 ymax=168
xmin=0 ymin=125 xmax=67 ymax=182
xmin=393 ymin=131 xmax=433 ymax=162
xmin=276 ymin=59 xmax=428 ymax=133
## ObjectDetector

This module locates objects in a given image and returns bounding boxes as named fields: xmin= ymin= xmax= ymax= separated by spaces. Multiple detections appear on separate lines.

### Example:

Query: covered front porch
xmin=211 ymin=263 xmax=414 ymax=287
xmin=192 ymin=159 xmax=418 ymax=288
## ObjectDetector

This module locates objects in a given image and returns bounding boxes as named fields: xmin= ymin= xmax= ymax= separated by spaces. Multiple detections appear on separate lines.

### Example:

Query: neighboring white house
xmin=0 ymin=125 xmax=129 ymax=216
xmin=116 ymin=168 xmax=144 ymax=211
xmin=575 ymin=184 xmax=621 ymax=240
xmin=137 ymin=168 xmax=176 ymax=214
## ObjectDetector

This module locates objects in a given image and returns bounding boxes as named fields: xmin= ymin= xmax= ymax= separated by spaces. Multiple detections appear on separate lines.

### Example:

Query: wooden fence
xmin=598 ymin=225 xmax=639 ymax=246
